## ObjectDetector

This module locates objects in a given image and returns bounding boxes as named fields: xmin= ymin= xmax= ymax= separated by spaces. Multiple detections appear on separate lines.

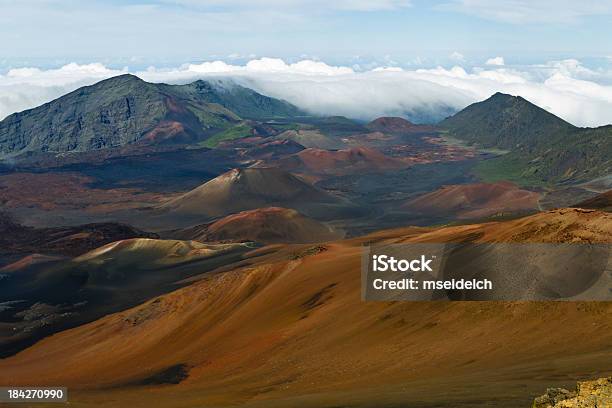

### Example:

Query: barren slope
xmin=574 ymin=190 xmax=612 ymax=212
xmin=158 ymin=168 xmax=352 ymax=221
xmin=173 ymin=207 xmax=342 ymax=244
xmin=403 ymin=181 xmax=541 ymax=219
xmin=366 ymin=116 xmax=416 ymax=133
xmin=0 ymin=238 xmax=253 ymax=357
xmin=1 ymin=209 xmax=610 ymax=407
xmin=277 ymin=147 xmax=406 ymax=175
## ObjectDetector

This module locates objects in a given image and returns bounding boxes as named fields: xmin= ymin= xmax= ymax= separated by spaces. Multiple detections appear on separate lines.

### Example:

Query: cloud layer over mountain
xmin=2 ymin=57 xmax=612 ymax=126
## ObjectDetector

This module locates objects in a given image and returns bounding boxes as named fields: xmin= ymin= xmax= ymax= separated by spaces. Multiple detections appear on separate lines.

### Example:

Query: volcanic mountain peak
xmin=206 ymin=167 xmax=314 ymax=198
xmin=440 ymin=92 xmax=575 ymax=150
xmin=94 ymin=73 xmax=144 ymax=85
xmin=439 ymin=92 xmax=612 ymax=184
xmin=0 ymin=75 xmax=300 ymax=158
xmin=160 ymin=167 xmax=345 ymax=219
xmin=366 ymin=116 xmax=415 ymax=132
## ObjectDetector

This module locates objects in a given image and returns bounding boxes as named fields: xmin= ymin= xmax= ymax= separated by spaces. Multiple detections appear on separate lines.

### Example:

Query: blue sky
xmin=2 ymin=0 xmax=612 ymax=127
xmin=1 ymin=0 xmax=612 ymax=69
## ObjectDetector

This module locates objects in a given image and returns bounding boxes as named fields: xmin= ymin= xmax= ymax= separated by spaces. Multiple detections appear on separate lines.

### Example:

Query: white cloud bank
xmin=2 ymin=57 xmax=612 ymax=127
xmin=485 ymin=56 xmax=504 ymax=66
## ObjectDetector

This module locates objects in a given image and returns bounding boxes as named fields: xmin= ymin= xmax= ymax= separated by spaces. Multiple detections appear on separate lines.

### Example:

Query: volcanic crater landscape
xmin=0 ymin=75 xmax=610 ymax=407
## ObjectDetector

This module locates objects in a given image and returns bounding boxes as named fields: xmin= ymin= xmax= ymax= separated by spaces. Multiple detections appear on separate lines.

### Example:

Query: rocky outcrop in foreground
xmin=533 ymin=377 xmax=611 ymax=407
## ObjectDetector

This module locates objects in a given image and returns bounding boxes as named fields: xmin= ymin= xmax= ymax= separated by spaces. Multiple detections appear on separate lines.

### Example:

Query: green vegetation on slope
xmin=200 ymin=124 xmax=253 ymax=148
xmin=0 ymin=75 xmax=302 ymax=157
xmin=440 ymin=92 xmax=576 ymax=151
xmin=164 ymin=80 xmax=302 ymax=120
xmin=441 ymin=93 xmax=611 ymax=186
xmin=186 ymin=103 xmax=240 ymax=131
xmin=474 ymin=126 xmax=612 ymax=186
xmin=268 ymin=122 xmax=301 ymax=132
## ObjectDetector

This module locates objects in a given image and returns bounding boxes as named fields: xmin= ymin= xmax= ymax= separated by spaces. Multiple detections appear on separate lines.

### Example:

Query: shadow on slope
xmin=0 ymin=238 xmax=256 ymax=357
xmin=0 ymin=209 xmax=610 ymax=407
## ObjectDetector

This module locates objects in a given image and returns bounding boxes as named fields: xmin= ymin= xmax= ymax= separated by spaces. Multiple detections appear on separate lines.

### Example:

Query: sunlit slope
xmin=0 ymin=238 xmax=252 ymax=357
xmin=173 ymin=207 xmax=343 ymax=244
xmin=159 ymin=167 xmax=356 ymax=221
xmin=403 ymin=181 xmax=540 ymax=219
xmin=276 ymin=146 xmax=406 ymax=175
xmin=0 ymin=209 xmax=610 ymax=407
xmin=73 ymin=238 xmax=241 ymax=265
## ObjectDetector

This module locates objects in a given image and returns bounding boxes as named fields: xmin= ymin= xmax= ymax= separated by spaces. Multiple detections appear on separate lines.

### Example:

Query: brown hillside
xmin=174 ymin=207 xmax=342 ymax=244
xmin=279 ymin=146 xmax=406 ymax=175
xmin=404 ymin=181 xmax=541 ymax=219
xmin=1 ymin=209 xmax=610 ymax=407
xmin=574 ymin=190 xmax=612 ymax=212
xmin=366 ymin=117 xmax=415 ymax=132
xmin=158 ymin=168 xmax=348 ymax=220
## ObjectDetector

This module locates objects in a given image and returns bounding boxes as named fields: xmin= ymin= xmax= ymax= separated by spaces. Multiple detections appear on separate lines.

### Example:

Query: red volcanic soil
xmin=0 ymin=172 xmax=165 ymax=213
xmin=143 ymin=121 xmax=188 ymax=143
xmin=404 ymin=181 xmax=541 ymax=219
xmin=366 ymin=117 xmax=416 ymax=132
xmin=175 ymin=207 xmax=342 ymax=244
xmin=0 ymin=209 xmax=610 ymax=408
xmin=366 ymin=117 xmax=437 ymax=133
xmin=279 ymin=146 xmax=407 ymax=175
xmin=159 ymin=167 xmax=346 ymax=219
xmin=143 ymin=97 xmax=207 ymax=144
xmin=0 ymin=254 xmax=64 ymax=272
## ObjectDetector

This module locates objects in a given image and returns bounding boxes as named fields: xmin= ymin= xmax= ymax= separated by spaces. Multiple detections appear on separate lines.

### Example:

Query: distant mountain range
xmin=1 ymin=76 xmax=609 ymax=186
xmin=0 ymin=74 xmax=300 ymax=157
xmin=441 ymin=92 xmax=611 ymax=185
